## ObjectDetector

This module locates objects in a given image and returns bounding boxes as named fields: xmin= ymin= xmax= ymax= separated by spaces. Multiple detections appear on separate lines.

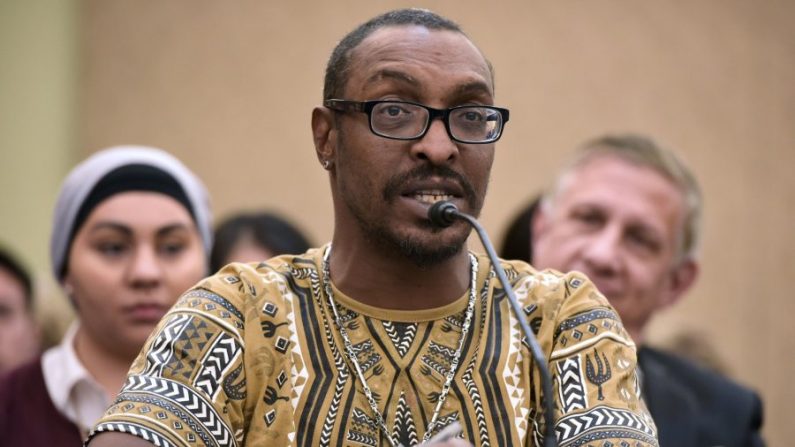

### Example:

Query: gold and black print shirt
xmin=88 ymin=246 xmax=658 ymax=447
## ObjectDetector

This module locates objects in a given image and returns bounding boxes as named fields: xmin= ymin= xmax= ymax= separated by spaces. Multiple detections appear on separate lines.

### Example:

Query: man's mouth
xmin=383 ymin=165 xmax=476 ymax=211
xmin=411 ymin=190 xmax=457 ymax=204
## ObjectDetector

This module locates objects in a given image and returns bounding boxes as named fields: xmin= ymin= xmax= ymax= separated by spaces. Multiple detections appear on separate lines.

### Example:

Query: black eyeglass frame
xmin=324 ymin=99 xmax=510 ymax=144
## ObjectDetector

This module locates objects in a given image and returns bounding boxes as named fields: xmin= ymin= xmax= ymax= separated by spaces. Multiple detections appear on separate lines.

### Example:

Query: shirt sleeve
xmin=517 ymin=266 xmax=659 ymax=447
xmin=86 ymin=262 xmax=273 ymax=447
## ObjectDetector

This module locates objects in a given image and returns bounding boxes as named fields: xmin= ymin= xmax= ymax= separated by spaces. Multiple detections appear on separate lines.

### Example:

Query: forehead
xmin=82 ymin=191 xmax=194 ymax=230
xmin=344 ymin=25 xmax=494 ymax=100
xmin=558 ymin=156 xmax=685 ymax=226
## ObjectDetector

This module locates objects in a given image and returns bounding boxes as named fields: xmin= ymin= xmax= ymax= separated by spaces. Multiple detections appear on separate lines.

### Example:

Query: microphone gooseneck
xmin=428 ymin=201 xmax=558 ymax=447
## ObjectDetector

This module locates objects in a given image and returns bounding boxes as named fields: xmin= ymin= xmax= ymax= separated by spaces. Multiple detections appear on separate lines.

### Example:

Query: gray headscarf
xmin=50 ymin=145 xmax=213 ymax=282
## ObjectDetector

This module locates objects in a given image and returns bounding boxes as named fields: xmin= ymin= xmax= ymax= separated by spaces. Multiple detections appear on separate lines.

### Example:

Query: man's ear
xmin=661 ymin=258 xmax=699 ymax=309
xmin=312 ymin=106 xmax=337 ymax=167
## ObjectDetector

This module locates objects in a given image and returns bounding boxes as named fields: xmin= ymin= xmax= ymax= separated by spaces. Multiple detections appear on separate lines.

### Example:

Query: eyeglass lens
xmin=370 ymin=102 xmax=501 ymax=143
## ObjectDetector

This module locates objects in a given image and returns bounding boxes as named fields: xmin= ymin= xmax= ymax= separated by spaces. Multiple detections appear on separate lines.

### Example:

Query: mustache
xmin=382 ymin=164 xmax=478 ymax=208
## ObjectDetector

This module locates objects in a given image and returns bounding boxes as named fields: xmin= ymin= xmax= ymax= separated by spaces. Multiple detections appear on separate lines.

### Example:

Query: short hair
xmin=323 ymin=8 xmax=488 ymax=100
xmin=210 ymin=212 xmax=312 ymax=272
xmin=0 ymin=246 xmax=33 ymax=311
xmin=545 ymin=134 xmax=702 ymax=261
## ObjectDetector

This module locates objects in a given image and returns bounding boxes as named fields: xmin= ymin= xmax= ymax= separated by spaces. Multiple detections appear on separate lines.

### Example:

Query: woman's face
xmin=64 ymin=191 xmax=206 ymax=359
xmin=224 ymin=233 xmax=274 ymax=266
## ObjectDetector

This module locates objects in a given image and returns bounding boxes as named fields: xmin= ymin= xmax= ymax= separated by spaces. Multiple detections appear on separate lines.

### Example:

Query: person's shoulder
xmin=502 ymin=259 xmax=585 ymax=290
xmin=641 ymin=346 xmax=761 ymax=406
xmin=0 ymin=358 xmax=43 ymax=394
xmin=195 ymin=248 xmax=323 ymax=308
xmin=641 ymin=346 xmax=757 ymax=392
xmin=0 ymin=357 xmax=46 ymax=419
xmin=641 ymin=345 xmax=764 ymax=443
xmin=504 ymin=260 xmax=611 ymax=310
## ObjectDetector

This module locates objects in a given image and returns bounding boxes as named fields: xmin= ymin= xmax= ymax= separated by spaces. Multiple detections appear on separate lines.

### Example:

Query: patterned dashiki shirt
xmin=88 ymin=246 xmax=658 ymax=447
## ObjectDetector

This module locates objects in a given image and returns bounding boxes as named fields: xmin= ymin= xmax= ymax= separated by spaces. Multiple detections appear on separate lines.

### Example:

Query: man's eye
xmin=627 ymin=231 xmax=660 ymax=253
xmin=381 ymin=105 xmax=411 ymax=117
xmin=463 ymin=111 xmax=484 ymax=122
xmin=574 ymin=211 xmax=603 ymax=226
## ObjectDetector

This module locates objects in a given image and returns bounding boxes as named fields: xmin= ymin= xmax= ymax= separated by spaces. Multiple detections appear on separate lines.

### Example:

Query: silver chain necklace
xmin=322 ymin=245 xmax=478 ymax=447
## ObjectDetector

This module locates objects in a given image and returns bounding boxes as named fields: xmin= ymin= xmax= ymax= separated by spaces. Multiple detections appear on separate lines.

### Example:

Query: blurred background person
xmin=0 ymin=246 xmax=41 ymax=376
xmin=499 ymin=192 xmax=732 ymax=376
xmin=501 ymin=209 xmax=733 ymax=378
xmin=498 ymin=197 xmax=540 ymax=265
xmin=530 ymin=134 xmax=763 ymax=447
xmin=0 ymin=146 xmax=212 ymax=446
xmin=209 ymin=210 xmax=312 ymax=272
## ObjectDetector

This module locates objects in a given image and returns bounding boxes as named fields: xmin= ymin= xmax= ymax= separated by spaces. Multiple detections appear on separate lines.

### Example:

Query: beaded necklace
xmin=322 ymin=245 xmax=477 ymax=446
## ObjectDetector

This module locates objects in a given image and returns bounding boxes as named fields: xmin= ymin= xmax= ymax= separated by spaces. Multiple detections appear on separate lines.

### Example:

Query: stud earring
xmin=322 ymin=160 xmax=331 ymax=169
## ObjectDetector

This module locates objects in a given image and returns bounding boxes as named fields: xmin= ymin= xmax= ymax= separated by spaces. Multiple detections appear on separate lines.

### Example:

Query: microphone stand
xmin=429 ymin=201 xmax=557 ymax=447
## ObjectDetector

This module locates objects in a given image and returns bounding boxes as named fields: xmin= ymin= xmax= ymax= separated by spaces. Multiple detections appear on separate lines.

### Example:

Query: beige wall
xmin=0 ymin=0 xmax=79 ymax=339
xmin=5 ymin=0 xmax=794 ymax=443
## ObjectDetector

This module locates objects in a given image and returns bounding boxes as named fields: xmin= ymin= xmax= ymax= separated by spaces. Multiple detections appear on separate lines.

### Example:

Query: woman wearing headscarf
xmin=0 ymin=146 xmax=212 ymax=446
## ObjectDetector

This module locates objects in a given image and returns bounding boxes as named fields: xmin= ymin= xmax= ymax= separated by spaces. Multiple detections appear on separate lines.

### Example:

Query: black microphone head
xmin=428 ymin=201 xmax=459 ymax=227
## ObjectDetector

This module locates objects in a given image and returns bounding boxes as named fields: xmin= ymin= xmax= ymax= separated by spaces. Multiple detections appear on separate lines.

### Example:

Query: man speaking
xmin=87 ymin=10 xmax=657 ymax=447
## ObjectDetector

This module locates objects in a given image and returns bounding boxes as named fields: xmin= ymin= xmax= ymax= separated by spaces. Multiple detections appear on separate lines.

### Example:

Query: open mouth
xmin=410 ymin=190 xmax=457 ymax=204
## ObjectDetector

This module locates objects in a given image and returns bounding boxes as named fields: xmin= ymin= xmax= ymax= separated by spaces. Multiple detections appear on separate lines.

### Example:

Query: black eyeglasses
xmin=324 ymin=99 xmax=510 ymax=144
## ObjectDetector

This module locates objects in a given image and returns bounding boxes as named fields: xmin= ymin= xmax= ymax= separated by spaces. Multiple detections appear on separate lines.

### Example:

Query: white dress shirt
xmin=41 ymin=322 xmax=110 ymax=435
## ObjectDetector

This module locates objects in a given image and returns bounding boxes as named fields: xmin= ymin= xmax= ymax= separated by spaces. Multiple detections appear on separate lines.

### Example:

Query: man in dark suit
xmin=531 ymin=134 xmax=765 ymax=447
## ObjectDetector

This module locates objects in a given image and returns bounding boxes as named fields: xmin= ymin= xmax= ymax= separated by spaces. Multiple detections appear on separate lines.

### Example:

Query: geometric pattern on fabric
xmin=182 ymin=288 xmax=245 ymax=321
xmin=462 ymin=354 xmax=490 ymax=447
xmin=194 ymin=333 xmax=242 ymax=401
xmin=293 ymin=263 xmax=347 ymax=447
xmin=119 ymin=374 xmax=235 ymax=446
xmin=292 ymin=263 xmax=350 ymax=447
xmin=382 ymin=321 xmax=417 ymax=357
xmin=555 ymin=405 xmax=657 ymax=446
xmin=556 ymin=354 xmax=588 ymax=414
xmin=87 ymin=249 xmax=659 ymax=447
xmin=169 ymin=319 xmax=212 ymax=378
xmin=554 ymin=309 xmax=621 ymax=341
xmin=90 ymin=422 xmax=175 ymax=447
xmin=348 ymin=407 xmax=378 ymax=446
xmin=422 ymin=340 xmax=456 ymax=378
xmin=142 ymin=314 xmax=192 ymax=378
xmin=390 ymin=391 xmax=420 ymax=447
xmin=502 ymin=277 xmax=529 ymax=442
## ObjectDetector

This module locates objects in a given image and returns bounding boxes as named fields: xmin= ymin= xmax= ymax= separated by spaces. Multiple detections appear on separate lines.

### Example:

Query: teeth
xmin=413 ymin=192 xmax=454 ymax=204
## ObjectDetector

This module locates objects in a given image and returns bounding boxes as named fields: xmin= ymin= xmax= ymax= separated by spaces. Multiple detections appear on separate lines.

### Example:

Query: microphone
xmin=428 ymin=200 xmax=459 ymax=227
xmin=428 ymin=201 xmax=558 ymax=447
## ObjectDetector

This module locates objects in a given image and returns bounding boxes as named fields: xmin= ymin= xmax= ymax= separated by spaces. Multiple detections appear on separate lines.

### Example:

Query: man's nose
xmin=410 ymin=119 xmax=459 ymax=164
xmin=582 ymin=227 xmax=622 ymax=274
